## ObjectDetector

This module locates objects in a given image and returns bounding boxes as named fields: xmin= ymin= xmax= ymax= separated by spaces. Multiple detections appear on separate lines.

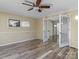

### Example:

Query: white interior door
xmin=43 ymin=20 xmax=49 ymax=42
xmin=59 ymin=15 xmax=70 ymax=47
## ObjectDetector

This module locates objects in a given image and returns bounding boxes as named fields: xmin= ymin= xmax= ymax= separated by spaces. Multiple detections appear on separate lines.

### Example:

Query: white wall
xmin=0 ymin=12 xmax=37 ymax=46
xmin=46 ymin=10 xmax=78 ymax=48
xmin=42 ymin=10 xmax=78 ymax=48
xmin=66 ymin=10 xmax=78 ymax=48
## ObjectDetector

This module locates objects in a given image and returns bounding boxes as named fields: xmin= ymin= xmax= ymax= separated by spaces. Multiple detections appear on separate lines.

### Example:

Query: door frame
xmin=42 ymin=15 xmax=71 ymax=47
xmin=58 ymin=15 xmax=70 ymax=47
xmin=43 ymin=16 xmax=59 ymax=43
xmin=43 ymin=18 xmax=48 ymax=42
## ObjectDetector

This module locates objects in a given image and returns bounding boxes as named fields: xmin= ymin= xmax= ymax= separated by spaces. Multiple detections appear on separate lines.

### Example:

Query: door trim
xmin=59 ymin=15 xmax=70 ymax=48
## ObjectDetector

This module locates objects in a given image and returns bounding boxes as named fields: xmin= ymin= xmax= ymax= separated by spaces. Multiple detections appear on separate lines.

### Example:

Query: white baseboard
xmin=59 ymin=43 xmax=69 ymax=48
xmin=0 ymin=39 xmax=34 ymax=47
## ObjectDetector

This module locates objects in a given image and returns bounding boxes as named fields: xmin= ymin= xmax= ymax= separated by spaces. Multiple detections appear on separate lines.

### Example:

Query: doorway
xmin=43 ymin=15 xmax=70 ymax=48
xmin=43 ymin=18 xmax=59 ymax=44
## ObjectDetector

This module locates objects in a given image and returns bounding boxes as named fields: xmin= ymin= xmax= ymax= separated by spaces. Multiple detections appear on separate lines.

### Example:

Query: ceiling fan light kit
xmin=22 ymin=0 xmax=51 ymax=12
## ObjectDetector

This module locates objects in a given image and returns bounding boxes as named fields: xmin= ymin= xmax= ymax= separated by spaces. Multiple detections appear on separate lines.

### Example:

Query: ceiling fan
xmin=22 ymin=0 xmax=51 ymax=12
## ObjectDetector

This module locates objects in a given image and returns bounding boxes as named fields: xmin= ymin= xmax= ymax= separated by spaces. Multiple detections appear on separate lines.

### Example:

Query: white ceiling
xmin=0 ymin=0 xmax=78 ymax=19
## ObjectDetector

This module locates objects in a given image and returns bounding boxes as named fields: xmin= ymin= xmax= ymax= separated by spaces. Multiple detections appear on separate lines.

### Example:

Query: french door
xmin=59 ymin=15 xmax=70 ymax=47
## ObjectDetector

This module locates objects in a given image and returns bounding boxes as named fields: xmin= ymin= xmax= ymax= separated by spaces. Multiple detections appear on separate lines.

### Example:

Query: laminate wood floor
xmin=0 ymin=39 xmax=78 ymax=59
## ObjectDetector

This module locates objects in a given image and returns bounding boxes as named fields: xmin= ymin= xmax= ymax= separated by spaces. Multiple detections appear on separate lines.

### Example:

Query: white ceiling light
xmin=75 ymin=15 xmax=78 ymax=20
xmin=54 ymin=25 xmax=57 ymax=27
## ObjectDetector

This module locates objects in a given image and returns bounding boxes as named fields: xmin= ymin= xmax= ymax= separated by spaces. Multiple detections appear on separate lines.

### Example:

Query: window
xmin=20 ymin=21 xmax=30 ymax=27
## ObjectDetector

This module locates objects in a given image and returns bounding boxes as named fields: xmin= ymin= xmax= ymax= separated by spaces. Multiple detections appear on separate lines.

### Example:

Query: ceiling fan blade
xmin=36 ymin=0 xmax=41 ymax=6
xmin=40 ymin=6 xmax=50 ymax=8
xmin=22 ymin=3 xmax=33 ymax=6
xmin=24 ymin=0 xmax=35 ymax=5
xmin=24 ymin=0 xmax=33 ymax=4
xmin=27 ymin=8 xmax=33 ymax=11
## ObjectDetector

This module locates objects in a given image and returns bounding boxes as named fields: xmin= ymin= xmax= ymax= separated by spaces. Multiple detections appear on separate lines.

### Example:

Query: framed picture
xmin=9 ymin=19 xmax=20 ymax=27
